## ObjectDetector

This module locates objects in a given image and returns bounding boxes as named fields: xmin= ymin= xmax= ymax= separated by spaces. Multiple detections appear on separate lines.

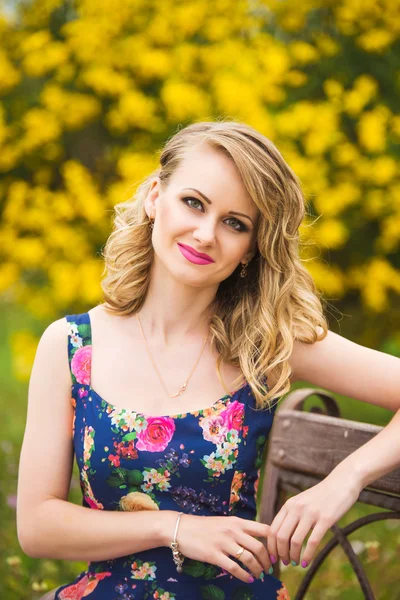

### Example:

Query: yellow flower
xmin=369 ymin=156 xmax=397 ymax=185
xmin=257 ymin=43 xmax=290 ymax=82
xmin=0 ymin=50 xmax=21 ymax=93
xmin=117 ymin=152 xmax=158 ymax=182
xmin=0 ymin=145 xmax=20 ymax=172
xmin=106 ymin=90 xmax=159 ymax=132
xmin=10 ymin=330 xmax=39 ymax=381
xmin=21 ymin=108 xmax=61 ymax=152
xmin=344 ymin=75 xmax=378 ymax=116
xmin=314 ymin=219 xmax=349 ymax=249
xmin=314 ymin=34 xmax=340 ymax=57
xmin=323 ymin=79 xmax=344 ymax=100
xmin=22 ymin=41 xmax=69 ymax=77
xmin=41 ymin=84 xmax=101 ymax=129
xmin=289 ymin=41 xmax=319 ymax=64
xmin=314 ymin=182 xmax=361 ymax=217
xmin=307 ymin=261 xmax=346 ymax=298
xmin=357 ymin=29 xmax=395 ymax=53
xmin=357 ymin=107 xmax=391 ymax=153
xmin=20 ymin=30 xmax=51 ymax=54
xmin=332 ymin=142 xmax=360 ymax=166
xmin=161 ymin=81 xmax=210 ymax=121
xmin=285 ymin=70 xmax=308 ymax=88
xmin=0 ymin=263 xmax=19 ymax=293
xmin=279 ymin=11 xmax=306 ymax=33
xmin=379 ymin=214 xmax=400 ymax=253
xmin=61 ymin=160 xmax=104 ymax=224
xmin=79 ymin=66 xmax=132 ymax=96
xmin=364 ymin=189 xmax=386 ymax=218
xmin=119 ymin=492 xmax=159 ymax=512
xmin=14 ymin=238 xmax=47 ymax=268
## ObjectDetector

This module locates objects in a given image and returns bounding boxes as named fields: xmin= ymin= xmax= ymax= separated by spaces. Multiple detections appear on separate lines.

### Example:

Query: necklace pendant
xmin=170 ymin=382 xmax=187 ymax=398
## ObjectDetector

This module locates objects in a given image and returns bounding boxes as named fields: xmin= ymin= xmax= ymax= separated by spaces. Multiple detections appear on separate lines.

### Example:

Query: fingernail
xmin=291 ymin=560 xmax=297 ymax=566
xmin=268 ymin=566 xmax=274 ymax=575
xmin=270 ymin=554 xmax=277 ymax=564
xmin=301 ymin=560 xmax=308 ymax=568
xmin=248 ymin=575 xmax=255 ymax=583
xmin=282 ymin=559 xmax=289 ymax=566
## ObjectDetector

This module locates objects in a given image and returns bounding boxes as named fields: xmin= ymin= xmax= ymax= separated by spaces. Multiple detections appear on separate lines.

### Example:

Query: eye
xmin=182 ymin=197 xmax=248 ymax=232
xmin=183 ymin=196 xmax=203 ymax=211
xmin=225 ymin=217 xmax=248 ymax=232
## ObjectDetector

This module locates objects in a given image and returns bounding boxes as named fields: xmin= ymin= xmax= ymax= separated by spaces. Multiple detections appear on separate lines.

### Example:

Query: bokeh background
xmin=1 ymin=0 xmax=399 ymax=598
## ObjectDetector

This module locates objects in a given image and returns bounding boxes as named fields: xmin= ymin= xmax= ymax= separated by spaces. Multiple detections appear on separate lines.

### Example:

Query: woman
xmin=18 ymin=120 xmax=399 ymax=599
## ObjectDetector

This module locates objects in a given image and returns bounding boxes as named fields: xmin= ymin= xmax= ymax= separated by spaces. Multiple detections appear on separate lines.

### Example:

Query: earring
xmin=240 ymin=262 xmax=248 ymax=278
xmin=149 ymin=215 xmax=154 ymax=230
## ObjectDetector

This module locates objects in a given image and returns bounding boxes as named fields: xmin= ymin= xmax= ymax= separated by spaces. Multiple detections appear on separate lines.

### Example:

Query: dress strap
xmin=65 ymin=312 xmax=93 ymax=387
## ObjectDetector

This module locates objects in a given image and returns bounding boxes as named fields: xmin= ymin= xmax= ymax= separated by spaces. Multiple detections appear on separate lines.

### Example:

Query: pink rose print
xmin=136 ymin=417 xmax=176 ymax=452
xmin=220 ymin=400 xmax=245 ymax=431
xmin=201 ymin=414 xmax=228 ymax=444
xmin=71 ymin=345 xmax=92 ymax=385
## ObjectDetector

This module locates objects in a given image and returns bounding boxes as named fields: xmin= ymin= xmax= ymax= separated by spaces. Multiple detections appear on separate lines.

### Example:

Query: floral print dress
xmin=54 ymin=312 xmax=291 ymax=600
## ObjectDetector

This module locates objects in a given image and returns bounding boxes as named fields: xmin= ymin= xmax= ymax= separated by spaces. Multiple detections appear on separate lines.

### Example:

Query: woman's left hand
xmin=266 ymin=472 xmax=362 ymax=568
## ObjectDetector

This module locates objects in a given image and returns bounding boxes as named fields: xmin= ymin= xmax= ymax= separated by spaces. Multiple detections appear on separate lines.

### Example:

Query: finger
xmin=288 ymin=516 xmax=316 ymax=566
xmin=300 ymin=519 xmax=329 ymax=567
xmin=218 ymin=551 xmax=259 ymax=584
xmin=241 ymin=518 xmax=270 ymax=542
xmin=274 ymin=512 xmax=300 ymax=565
xmin=233 ymin=545 xmax=263 ymax=580
xmin=235 ymin=531 xmax=272 ymax=574
xmin=266 ymin=506 xmax=288 ymax=564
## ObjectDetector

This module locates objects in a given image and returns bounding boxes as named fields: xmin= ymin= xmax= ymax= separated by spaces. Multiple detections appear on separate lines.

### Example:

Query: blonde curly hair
xmin=100 ymin=119 xmax=328 ymax=411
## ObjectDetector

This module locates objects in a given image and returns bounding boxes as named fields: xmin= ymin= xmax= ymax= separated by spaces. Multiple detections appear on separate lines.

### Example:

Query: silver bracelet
xmin=170 ymin=512 xmax=185 ymax=572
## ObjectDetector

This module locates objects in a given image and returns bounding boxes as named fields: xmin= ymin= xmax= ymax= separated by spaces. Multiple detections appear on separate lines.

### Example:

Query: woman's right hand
xmin=162 ymin=513 xmax=273 ymax=583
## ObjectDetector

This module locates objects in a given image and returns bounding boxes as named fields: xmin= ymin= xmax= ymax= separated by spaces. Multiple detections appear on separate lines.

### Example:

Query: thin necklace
xmin=135 ymin=314 xmax=210 ymax=399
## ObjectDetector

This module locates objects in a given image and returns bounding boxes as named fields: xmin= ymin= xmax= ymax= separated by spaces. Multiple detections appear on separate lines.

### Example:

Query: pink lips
xmin=177 ymin=243 xmax=215 ymax=265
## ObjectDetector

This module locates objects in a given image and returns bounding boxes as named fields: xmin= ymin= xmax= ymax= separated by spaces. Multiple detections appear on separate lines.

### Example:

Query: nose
xmin=192 ymin=217 xmax=217 ymax=247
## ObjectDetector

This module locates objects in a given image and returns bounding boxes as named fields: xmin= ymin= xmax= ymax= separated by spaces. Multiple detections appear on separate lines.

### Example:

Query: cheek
xmin=223 ymin=238 xmax=249 ymax=262
xmin=158 ymin=201 xmax=187 ymax=234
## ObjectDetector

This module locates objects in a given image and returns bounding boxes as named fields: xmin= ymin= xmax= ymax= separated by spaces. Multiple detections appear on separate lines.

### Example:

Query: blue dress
xmin=54 ymin=312 xmax=291 ymax=600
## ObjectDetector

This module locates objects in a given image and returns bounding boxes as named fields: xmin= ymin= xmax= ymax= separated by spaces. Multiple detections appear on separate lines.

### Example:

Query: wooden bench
xmin=259 ymin=388 xmax=400 ymax=599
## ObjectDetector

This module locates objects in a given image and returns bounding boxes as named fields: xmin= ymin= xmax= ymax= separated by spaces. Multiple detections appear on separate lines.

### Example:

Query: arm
xmin=328 ymin=407 xmax=400 ymax=490
xmin=25 ymin=499 xmax=179 ymax=561
xmin=266 ymin=329 xmax=400 ymax=568
xmin=16 ymin=317 xmax=178 ymax=560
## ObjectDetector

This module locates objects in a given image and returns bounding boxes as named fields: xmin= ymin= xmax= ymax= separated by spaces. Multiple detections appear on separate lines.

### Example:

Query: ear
xmin=144 ymin=177 xmax=161 ymax=219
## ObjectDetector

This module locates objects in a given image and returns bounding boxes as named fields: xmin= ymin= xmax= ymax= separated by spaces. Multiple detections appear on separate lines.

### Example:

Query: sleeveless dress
xmin=54 ymin=312 xmax=291 ymax=600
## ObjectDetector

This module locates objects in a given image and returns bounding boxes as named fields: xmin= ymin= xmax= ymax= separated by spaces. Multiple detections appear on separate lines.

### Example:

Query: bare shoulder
xmin=288 ymin=326 xmax=326 ymax=384
xmin=88 ymin=302 xmax=115 ymax=323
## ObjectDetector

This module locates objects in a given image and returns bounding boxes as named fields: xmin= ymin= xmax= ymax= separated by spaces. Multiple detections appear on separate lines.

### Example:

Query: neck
xmin=136 ymin=261 xmax=218 ymax=347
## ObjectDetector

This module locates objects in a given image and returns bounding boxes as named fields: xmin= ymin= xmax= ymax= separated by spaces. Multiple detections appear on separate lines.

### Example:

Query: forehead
xmin=167 ymin=143 xmax=258 ymax=217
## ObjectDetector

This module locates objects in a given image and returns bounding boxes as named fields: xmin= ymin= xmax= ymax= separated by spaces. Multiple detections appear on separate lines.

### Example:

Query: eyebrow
xmin=181 ymin=187 xmax=254 ymax=225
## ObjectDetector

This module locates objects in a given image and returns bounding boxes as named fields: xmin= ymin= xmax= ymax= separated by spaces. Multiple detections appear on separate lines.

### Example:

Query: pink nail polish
xmin=282 ymin=559 xmax=289 ymax=566
xmin=270 ymin=555 xmax=277 ymax=564
xmin=248 ymin=575 xmax=255 ymax=583
xmin=301 ymin=560 xmax=308 ymax=568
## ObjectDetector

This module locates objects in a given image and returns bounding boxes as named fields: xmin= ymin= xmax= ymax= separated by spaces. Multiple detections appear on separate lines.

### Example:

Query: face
xmin=145 ymin=142 xmax=259 ymax=288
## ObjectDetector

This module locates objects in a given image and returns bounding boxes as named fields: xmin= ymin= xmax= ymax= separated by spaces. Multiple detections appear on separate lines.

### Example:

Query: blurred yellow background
xmin=1 ymin=0 xmax=399 ymax=597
